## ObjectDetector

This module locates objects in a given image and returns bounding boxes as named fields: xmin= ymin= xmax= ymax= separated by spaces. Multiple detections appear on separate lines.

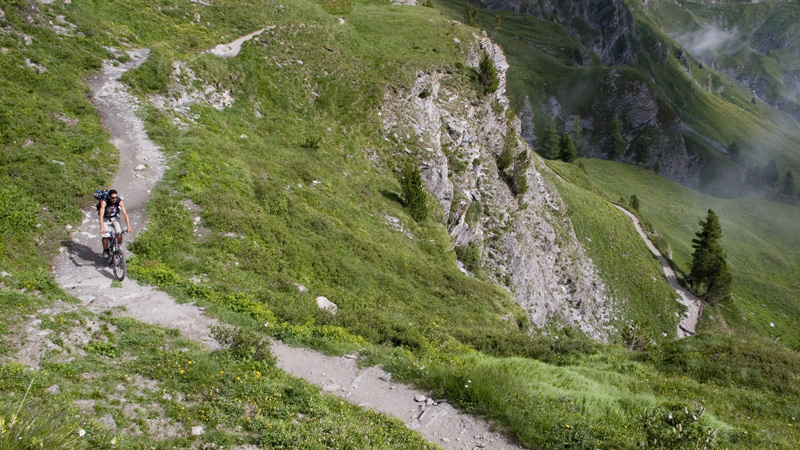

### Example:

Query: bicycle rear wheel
xmin=112 ymin=250 xmax=126 ymax=281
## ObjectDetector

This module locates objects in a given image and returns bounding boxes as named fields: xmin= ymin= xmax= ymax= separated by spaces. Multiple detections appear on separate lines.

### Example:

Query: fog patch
xmin=675 ymin=26 xmax=740 ymax=58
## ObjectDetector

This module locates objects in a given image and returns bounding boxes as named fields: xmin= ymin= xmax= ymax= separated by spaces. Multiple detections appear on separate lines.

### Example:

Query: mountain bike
xmin=105 ymin=229 xmax=127 ymax=281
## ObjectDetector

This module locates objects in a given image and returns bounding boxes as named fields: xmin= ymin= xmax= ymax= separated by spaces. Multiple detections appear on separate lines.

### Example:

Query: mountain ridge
xmin=0 ymin=0 xmax=798 ymax=448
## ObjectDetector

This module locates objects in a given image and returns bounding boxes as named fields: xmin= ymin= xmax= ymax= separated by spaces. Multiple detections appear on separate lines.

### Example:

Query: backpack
xmin=94 ymin=189 xmax=109 ymax=211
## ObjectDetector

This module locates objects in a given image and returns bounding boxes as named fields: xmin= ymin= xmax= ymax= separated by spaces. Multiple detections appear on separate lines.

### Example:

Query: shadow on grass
xmin=380 ymin=189 xmax=404 ymax=206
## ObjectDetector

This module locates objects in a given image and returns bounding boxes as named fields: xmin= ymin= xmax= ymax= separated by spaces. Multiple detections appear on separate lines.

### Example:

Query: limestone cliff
xmin=381 ymin=37 xmax=614 ymax=339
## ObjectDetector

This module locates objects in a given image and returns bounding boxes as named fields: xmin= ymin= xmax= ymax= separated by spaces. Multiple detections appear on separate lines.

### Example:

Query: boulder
xmin=316 ymin=296 xmax=337 ymax=314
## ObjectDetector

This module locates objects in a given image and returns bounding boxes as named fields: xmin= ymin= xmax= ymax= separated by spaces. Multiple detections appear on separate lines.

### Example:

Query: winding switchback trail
xmin=52 ymin=47 xmax=524 ymax=450
xmin=614 ymin=205 xmax=702 ymax=337
xmin=54 ymin=49 xmax=220 ymax=347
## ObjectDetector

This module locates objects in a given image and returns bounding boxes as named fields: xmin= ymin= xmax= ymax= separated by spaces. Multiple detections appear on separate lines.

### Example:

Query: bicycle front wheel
xmin=113 ymin=250 xmax=126 ymax=281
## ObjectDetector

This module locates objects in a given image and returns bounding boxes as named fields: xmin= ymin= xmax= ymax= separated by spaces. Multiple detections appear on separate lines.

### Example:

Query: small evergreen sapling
xmin=401 ymin=163 xmax=428 ymax=222
xmin=607 ymin=115 xmax=625 ymax=160
xmin=780 ymin=170 xmax=795 ymax=199
xmin=464 ymin=4 xmax=477 ymax=26
xmin=536 ymin=112 xmax=559 ymax=159
xmin=489 ymin=16 xmax=501 ymax=39
xmin=512 ymin=150 xmax=530 ymax=196
xmin=478 ymin=53 xmax=500 ymax=95
xmin=558 ymin=133 xmax=577 ymax=162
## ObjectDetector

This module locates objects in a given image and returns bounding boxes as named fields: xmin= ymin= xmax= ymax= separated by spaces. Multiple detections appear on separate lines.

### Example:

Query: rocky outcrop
xmin=381 ymin=37 xmax=614 ymax=339
xmin=479 ymin=0 xmax=638 ymax=66
xmin=518 ymin=68 xmax=692 ymax=184
xmin=583 ymin=69 xmax=691 ymax=183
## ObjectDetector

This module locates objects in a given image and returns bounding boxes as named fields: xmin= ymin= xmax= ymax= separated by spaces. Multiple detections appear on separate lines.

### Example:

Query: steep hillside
xmin=435 ymin=0 xmax=800 ymax=349
xmin=439 ymin=0 xmax=800 ymax=199
xmin=1 ymin=0 xmax=799 ymax=449
xmin=558 ymin=157 xmax=800 ymax=349
xmin=644 ymin=0 xmax=800 ymax=122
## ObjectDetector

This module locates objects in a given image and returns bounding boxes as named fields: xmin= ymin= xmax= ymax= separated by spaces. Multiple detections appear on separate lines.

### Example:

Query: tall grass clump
xmin=0 ymin=381 xmax=96 ymax=449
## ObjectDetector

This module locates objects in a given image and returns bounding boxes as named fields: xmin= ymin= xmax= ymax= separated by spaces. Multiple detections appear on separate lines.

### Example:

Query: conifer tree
xmin=729 ymin=141 xmax=742 ymax=164
xmin=497 ymin=137 xmax=514 ymax=173
xmin=762 ymin=159 xmax=779 ymax=188
xmin=512 ymin=150 xmax=530 ymax=196
xmin=571 ymin=116 xmax=583 ymax=145
xmin=607 ymin=115 xmax=625 ymax=160
xmin=463 ymin=3 xmax=477 ymax=26
xmin=536 ymin=112 xmax=559 ymax=159
xmin=558 ymin=133 xmax=577 ymax=162
xmin=478 ymin=53 xmax=500 ymax=95
xmin=689 ymin=209 xmax=732 ymax=304
xmin=629 ymin=194 xmax=640 ymax=211
xmin=401 ymin=163 xmax=428 ymax=222
xmin=489 ymin=16 xmax=501 ymax=39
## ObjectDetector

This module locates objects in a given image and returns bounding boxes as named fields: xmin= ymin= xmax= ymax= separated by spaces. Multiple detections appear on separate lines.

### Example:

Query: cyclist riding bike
xmin=98 ymin=189 xmax=131 ymax=259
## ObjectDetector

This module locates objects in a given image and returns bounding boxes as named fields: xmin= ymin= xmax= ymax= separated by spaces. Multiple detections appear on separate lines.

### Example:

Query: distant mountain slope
xmin=438 ymin=0 xmax=800 ymax=199
xmin=645 ymin=0 xmax=800 ymax=122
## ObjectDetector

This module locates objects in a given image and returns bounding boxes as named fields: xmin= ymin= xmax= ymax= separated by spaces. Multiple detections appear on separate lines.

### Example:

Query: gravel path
xmin=273 ymin=342 xmax=521 ymax=449
xmin=614 ymin=205 xmax=702 ymax=337
xmin=50 ymin=47 xmax=526 ymax=450
xmin=206 ymin=27 xmax=272 ymax=58
xmin=53 ymin=49 xmax=220 ymax=348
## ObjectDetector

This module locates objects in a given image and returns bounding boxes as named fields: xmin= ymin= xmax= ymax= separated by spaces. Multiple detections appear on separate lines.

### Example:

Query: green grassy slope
xmin=0 ymin=292 xmax=436 ymax=449
xmin=0 ymin=1 xmax=116 ymax=280
xmin=434 ymin=0 xmax=800 ymax=343
xmin=573 ymin=158 xmax=800 ymax=348
xmin=121 ymin=0 xmax=798 ymax=440
xmin=1 ymin=0 xmax=800 ymax=448
xmin=537 ymin=159 xmax=682 ymax=338
xmin=630 ymin=0 xmax=800 ymax=168
xmin=643 ymin=0 xmax=800 ymax=117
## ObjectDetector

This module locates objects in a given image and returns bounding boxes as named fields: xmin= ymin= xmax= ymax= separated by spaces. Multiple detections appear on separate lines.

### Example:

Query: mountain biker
xmin=98 ymin=189 xmax=131 ymax=258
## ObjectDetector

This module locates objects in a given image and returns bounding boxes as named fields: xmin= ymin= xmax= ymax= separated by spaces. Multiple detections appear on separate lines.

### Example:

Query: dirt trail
xmin=614 ymin=205 xmax=702 ymax=337
xmin=53 ymin=49 xmax=220 ymax=347
xmin=273 ymin=342 xmax=521 ymax=449
xmin=51 ymin=48 xmax=525 ymax=450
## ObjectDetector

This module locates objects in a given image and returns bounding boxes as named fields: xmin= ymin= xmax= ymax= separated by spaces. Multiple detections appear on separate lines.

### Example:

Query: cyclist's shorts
xmin=102 ymin=217 xmax=122 ymax=237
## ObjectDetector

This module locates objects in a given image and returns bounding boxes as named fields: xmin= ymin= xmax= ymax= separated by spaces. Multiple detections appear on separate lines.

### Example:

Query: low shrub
xmin=640 ymin=402 xmax=718 ymax=449
xmin=212 ymin=326 xmax=277 ymax=365
xmin=454 ymin=242 xmax=482 ymax=276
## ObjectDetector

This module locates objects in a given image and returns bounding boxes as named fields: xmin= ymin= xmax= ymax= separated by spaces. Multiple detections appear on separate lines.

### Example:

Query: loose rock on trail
xmin=49 ymin=47 xmax=525 ymax=450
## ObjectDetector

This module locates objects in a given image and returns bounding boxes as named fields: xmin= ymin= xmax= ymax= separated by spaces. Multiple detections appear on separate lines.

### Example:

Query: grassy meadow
xmin=1 ymin=0 xmax=799 ymax=448
xmin=562 ymin=158 xmax=800 ymax=349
